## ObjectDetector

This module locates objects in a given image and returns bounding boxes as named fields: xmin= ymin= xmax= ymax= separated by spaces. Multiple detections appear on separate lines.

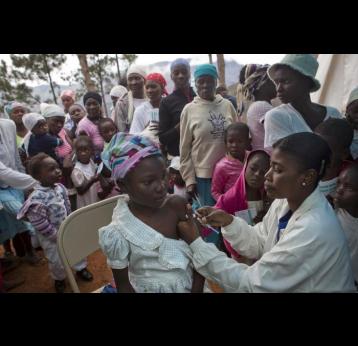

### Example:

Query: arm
xmin=158 ymin=100 xmax=180 ymax=147
xmin=112 ymin=268 xmax=136 ymax=293
xmin=191 ymin=270 xmax=205 ymax=293
xmin=0 ymin=160 xmax=37 ymax=190
xmin=179 ymin=107 xmax=196 ymax=188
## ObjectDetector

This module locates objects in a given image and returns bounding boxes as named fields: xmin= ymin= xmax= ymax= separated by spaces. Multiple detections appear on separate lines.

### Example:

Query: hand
xmin=196 ymin=207 xmax=234 ymax=228
xmin=62 ymin=154 xmax=74 ymax=169
xmin=177 ymin=204 xmax=200 ymax=245
xmin=187 ymin=184 xmax=197 ymax=198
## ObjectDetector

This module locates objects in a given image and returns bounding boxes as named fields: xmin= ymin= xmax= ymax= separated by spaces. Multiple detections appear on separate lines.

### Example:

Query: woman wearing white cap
xmin=264 ymin=54 xmax=342 ymax=150
xmin=109 ymin=85 xmax=128 ymax=120
xmin=112 ymin=65 xmax=147 ymax=132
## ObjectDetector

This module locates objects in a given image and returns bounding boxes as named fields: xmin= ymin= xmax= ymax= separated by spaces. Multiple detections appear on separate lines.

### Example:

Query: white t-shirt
xmin=133 ymin=98 xmax=146 ymax=110
xmin=264 ymin=103 xmax=342 ymax=148
xmin=337 ymin=208 xmax=358 ymax=284
xmin=129 ymin=101 xmax=159 ymax=135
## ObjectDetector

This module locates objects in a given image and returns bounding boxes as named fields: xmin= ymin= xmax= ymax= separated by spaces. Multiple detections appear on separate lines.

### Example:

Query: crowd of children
xmin=1 ymin=54 xmax=358 ymax=293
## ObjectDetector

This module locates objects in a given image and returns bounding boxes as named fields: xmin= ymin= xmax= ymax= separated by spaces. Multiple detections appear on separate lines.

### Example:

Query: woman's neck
xmin=287 ymin=188 xmax=314 ymax=213
xmin=132 ymin=90 xmax=144 ymax=99
xmin=150 ymin=98 xmax=161 ymax=108
xmin=246 ymin=184 xmax=261 ymax=201
xmin=290 ymin=94 xmax=315 ymax=117
xmin=128 ymin=200 xmax=159 ymax=218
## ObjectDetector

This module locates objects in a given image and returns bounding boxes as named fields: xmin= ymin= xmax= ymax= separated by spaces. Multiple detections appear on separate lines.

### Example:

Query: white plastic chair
xmin=57 ymin=195 xmax=119 ymax=293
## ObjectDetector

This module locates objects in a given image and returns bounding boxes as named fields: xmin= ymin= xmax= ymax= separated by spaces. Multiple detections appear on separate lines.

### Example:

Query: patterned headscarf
xmin=101 ymin=132 xmax=162 ymax=181
xmin=146 ymin=73 xmax=169 ymax=96
xmin=242 ymin=65 xmax=270 ymax=101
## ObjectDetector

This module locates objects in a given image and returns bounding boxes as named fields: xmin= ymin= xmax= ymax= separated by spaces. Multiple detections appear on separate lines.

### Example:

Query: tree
xmin=77 ymin=54 xmax=96 ymax=92
xmin=216 ymin=54 xmax=226 ymax=87
xmin=0 ymin=59 xmax=41 ymax=108
xmin=10 ymin=54 xmax=67 ymax=104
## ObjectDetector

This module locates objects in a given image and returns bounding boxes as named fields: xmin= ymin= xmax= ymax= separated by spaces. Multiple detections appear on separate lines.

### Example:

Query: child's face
xmin=85 ymin=98 xmax=101 ymax=119
xmin=121 ymin=156 xmax=168 ymax=209
xmin=69 ymin=106 xmax=85 ymax=124
xmin=32 ymin=120 xmax=48 ymax=136
xmin=346 ymin=100 xmax=358 ymax=130
xmin=264 ymin=148 xmax=308 ymax=200
xmin=169 ymin=168 xmax=185 ymax=187
xmin=38 ymin=157 xmax=62 ymax=187
xmin=334 ymin=169 xmax=358 ymax=211
xmin=226 ymin=129 xmax=250 ymax=159
xmin=76 ymin=142 xmax=93 ymax=164
xmin=245 ymin=153 xmax=270 ymax=190
xmin=99 ymin=122 xmax=118 ymax=143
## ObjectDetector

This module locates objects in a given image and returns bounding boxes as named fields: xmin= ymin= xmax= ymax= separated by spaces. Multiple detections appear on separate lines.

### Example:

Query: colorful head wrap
xmin=83 ymin=92 xmax=102 ymax=106
xmin=60 ymin=89 xmax=76 ymax=101
xmin=22 ymin=112 xmax=46 ymax=131
xmin=101 ymin=132 xmax=162 ymax=181
xmin=194 ymin=64 xmax=218 ymax=80
xmin=170 ymin=58 xmax=190 ymax=72
xmin=146 ymin=73 xmax=168 ymax=96
xmin=242 ymin=65 xmax=270 ymax=101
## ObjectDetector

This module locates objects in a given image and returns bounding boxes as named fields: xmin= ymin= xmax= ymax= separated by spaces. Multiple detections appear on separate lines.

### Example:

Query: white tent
xmin=311 ymin=54 xmax=358 ymax=113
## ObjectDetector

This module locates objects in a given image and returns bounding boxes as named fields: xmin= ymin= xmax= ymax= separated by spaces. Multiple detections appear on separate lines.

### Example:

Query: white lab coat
xmin=190 ymin=187 xmax=356 ymax=292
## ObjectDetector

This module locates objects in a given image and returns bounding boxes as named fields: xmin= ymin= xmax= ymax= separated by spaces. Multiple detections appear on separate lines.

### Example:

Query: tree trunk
xmin=208 ymin=54 xmax=213 ymax=64
xmin=216 ymin=54 xmax=226 ymax=87
xmin=77 ymin=54 xmax=96 ymax=92
xmin=42 ymin=54 xmax=57 ymax=104
xmin=96 ymin=57 xmax=108 ymax=117
xmin=115 ymin=54 xmax=121 ymax=84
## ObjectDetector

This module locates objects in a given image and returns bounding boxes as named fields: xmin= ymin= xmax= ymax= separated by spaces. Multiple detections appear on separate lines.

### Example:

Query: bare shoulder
xmin=166 ymin=194 xmax=188 ymax=219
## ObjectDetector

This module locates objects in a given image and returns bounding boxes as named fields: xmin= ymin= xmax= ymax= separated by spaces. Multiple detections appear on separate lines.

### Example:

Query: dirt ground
xmin=1 ymin=245 xmax=113 ymax=293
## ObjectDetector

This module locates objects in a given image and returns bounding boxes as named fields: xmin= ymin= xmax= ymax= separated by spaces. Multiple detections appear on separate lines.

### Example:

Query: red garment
xmin=214 ymin=150 xmax=269 ymax=259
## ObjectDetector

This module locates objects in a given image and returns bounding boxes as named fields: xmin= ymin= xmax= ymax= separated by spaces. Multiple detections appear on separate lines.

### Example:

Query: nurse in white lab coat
xmin=178 ymin=132 xmax=356 ymax=292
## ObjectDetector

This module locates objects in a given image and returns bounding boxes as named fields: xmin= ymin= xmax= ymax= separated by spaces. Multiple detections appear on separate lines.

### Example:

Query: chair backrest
xmin=57 ymin=195 xmax=119 ymax=293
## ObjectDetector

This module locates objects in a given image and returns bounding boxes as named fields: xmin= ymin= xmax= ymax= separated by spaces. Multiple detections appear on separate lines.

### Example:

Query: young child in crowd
xmin=334 ymin=163 xmax=358 ymax=288
xmin=68 ymin=104 xmax=86 ymax=140
xmin=71 ymin=136 xmax=100 ymax=209
xmin=209 ymin=150 xmax=270 ymax=263
xmin=98 ymin=118 xmax=118 ymax=150
xmin=315 ymin=118 xmax=354 ymax=200
xmin=211 ymin=123 xmax=251 ymax=201
xmin=345 ymin=87 xmax=358 ymax=161
xmin=17 ymin=153 xmax=93 ymax=293
xmin=98 ymin=133 xmax=204 ymax=293
xmin=97 ymin=118 xmax=121 ymax=199
xmin=22 ymin=113 xmax=63 ymax=161
xmin=168 ymin=157 xmax=187 ymax=199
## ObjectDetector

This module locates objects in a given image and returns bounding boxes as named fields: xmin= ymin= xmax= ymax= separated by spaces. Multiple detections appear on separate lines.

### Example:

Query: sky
xmin=0 ymin=54 xmax=285 ymax=86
